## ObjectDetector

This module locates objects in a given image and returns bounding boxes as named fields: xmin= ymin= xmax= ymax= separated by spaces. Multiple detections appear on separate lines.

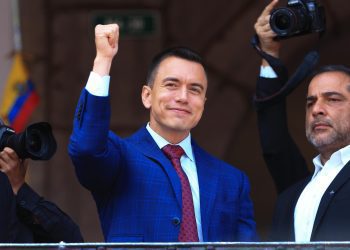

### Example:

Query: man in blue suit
xmin=69 ymin=24 xmax=256 ymax=242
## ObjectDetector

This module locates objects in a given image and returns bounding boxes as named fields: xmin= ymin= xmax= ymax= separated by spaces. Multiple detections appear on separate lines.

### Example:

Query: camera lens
xmin=27 ymin=131 xmax=42 ymax=153
xmin=23 ymin=123 xmax=57 ymax=160
xmin=270 ymin=2 xmax=311 ymax=38
xmin=0 ymin=122 xmax=57 ymax=160
xmin=274 ymin=13 xmax=291 ymax=30
xmin=270 ymin=8 xmax=296 ymax=36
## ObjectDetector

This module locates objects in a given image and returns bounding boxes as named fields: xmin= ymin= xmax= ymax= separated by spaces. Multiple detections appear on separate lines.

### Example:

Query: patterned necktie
xmin=162 ymin=144 xmax=199 ymax=242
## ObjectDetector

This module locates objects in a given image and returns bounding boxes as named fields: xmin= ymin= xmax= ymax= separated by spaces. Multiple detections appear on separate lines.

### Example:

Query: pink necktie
xmin=162 ymin=144 xmax=199 ymax=242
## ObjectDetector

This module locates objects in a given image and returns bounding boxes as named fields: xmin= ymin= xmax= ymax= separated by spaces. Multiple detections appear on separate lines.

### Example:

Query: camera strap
xmin=251 ymin=34 xmax=320 ymax=109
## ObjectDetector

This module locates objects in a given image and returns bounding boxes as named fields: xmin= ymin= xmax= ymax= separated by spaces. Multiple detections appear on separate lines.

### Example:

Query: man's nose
xmin=312 ymin=101 xmax=326 ymax=116
xmin=175 ymin=87 xmax=188 ymax=102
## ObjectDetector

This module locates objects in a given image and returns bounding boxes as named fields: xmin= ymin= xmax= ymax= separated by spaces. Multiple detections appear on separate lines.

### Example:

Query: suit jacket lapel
xmin=311 ymin=161 xmax=350 ymax=238
xmin=192 ymin=141 xmax=218 ymax=241
xmin=130 ymin=126 xmax=182 ymax=208
xmin=130 ymin=128 xmax=218 ymax=239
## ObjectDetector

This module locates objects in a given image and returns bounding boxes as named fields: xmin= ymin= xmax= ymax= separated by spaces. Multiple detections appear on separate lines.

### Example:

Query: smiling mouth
xmin=169 ymin=108 xmax=191 ymax=114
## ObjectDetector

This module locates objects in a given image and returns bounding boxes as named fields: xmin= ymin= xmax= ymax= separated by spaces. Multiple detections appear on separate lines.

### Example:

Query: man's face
xmin=142 ymin=56 xmax=207 ymax=141
xmin=305 ymin=71 xmax=350 ymax=152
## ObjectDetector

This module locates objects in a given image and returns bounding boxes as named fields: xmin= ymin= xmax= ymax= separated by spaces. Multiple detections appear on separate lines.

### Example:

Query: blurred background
xmin=0 ymin=0 xmax=349 ymax=241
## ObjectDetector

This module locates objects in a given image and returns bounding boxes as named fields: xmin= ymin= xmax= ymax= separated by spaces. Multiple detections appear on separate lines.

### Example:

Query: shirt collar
xmin=339 ymin=144 xmax=350 ymax=166
xmin=146 ymin=123 xmax=194 ymax=161
xmin=312 ymin=156 xmax=323 ymax=179
xmin=312 ymin=144 xmax=350 ymax=178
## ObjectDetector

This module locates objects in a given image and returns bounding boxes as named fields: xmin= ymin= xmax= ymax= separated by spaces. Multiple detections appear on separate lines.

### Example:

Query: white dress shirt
xmin=85 ymin=71 xmax=203 ymax=241
xmin=294 ymin=145 xmax=350 ymax=242
xmin=260 ymin=65 xmax=278 ymax=78
xmin=86 ymin=71 xmax=110 ymax=96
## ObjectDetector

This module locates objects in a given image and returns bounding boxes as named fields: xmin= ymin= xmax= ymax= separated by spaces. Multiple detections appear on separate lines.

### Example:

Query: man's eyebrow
xmin=323 ymin=91 xmax=345 ymax=98
xmin=306 ymin=92 xmax=345 ymax=102
xmin=162 ymin=77 xmax=205 ymax=89
xmin=162 ymin=77 xmax=180 ymax=83
xmin=306 ymin=95 xmax=316 ymax=102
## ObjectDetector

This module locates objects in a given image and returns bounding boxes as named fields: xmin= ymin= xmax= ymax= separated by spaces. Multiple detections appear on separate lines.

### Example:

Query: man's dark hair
xmin=310 ymin=64 xmax=350 ymax=80
xmin=146 ymin=46 xmax=205 ymax=87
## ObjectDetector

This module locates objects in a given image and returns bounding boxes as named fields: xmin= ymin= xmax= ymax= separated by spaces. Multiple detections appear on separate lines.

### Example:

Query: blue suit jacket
xmin=69 ymin=89 xmax=256 ymax=242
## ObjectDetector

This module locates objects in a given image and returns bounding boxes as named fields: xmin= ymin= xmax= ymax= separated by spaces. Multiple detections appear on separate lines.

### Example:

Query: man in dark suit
xmin=68 ymin=24 xmax=256 ymax=242
xmin=254 ymin=0 xmax=350 ymax=241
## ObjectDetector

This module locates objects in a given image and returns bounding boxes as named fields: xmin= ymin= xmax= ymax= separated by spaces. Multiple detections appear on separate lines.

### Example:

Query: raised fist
xmin=95 ymin=23 xmax=119 ymax=59
xmin=93 ymin=24 xmax=119 ymax=76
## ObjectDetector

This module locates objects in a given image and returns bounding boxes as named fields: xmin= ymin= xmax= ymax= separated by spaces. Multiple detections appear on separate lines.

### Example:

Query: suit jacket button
xmin=172 ymin=217 xmax=180 ymax=226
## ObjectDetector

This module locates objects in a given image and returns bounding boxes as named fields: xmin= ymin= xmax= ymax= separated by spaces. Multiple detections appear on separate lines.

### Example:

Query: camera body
xmin=270 ymin=0 xmax=325 ymax=39
xmin=0 ymin=122 xmax=57 ymax=160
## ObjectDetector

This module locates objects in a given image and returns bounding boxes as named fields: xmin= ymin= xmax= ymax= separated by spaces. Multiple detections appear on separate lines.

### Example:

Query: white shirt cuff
xmin=260 ymin=66 xmax=278 ymax=78
xmin=85 ymin=71 xmax=110 ymax=97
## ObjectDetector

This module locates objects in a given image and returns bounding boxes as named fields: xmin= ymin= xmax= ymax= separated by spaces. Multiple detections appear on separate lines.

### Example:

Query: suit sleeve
xmin=0 ymin=172 xmax=18 ymax=242
xmin=68 ymin=89 xmax=122 ymax=193
xmin=237 ymin=172 xmax=258 ymax=241
xmin=15 ymin=183 xmax=83 ymax=243
xmin=255 ymin=76 xmax=310 ymax=194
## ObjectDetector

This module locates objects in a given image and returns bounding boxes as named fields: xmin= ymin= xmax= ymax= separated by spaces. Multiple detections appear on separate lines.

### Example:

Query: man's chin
xmin=169 ymin=125 xmax=190 ymax=132
xmin=166 ymin=122 xmax=192 ymax=133
xmin=309 ymin=134 xmax=335 ymax=148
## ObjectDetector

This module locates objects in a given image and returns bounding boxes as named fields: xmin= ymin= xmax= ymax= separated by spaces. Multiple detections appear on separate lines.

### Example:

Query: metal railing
xmin=1 ymin=242 xmax=350 ymax=250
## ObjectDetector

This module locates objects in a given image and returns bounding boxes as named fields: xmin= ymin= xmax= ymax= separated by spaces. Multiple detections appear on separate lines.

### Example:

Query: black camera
xmin=270 ymin=0 xmax=325 ymax=39
xmin=0 ymin=122 xmax=57 ymax=160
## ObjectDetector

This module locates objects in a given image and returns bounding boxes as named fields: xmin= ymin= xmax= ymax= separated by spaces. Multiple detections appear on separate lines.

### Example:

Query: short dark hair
xmin=146 ymin=46 xmax=205 ymax=87
xmin=310 ymin=64 xmax=350 ymax=80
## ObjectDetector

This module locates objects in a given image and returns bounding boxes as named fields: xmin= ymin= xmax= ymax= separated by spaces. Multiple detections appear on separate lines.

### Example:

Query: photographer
xmin=255 ymin=0 xmax=350 ymax=242
xmin=0 ymin=146 xmax=83 ymax=242
xmin=254 ymin=0 xmax=310 ymax=194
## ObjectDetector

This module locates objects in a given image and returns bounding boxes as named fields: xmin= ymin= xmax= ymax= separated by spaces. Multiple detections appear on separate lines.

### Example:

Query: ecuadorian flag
xmin=0 ymin=53 xmax=39 ymax=132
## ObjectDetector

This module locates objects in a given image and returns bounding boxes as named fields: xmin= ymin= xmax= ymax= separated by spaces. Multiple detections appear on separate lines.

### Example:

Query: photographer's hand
xmin=0 ymin=147 xmax=28 ymax=194
xmin=254 ymin=0 xmax=281 ymax=66
xmin=93 ymin=24 xmax=119 ymax=77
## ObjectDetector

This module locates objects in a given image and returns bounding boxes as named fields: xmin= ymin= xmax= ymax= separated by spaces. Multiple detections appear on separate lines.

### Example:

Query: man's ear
xmin=141 ymin=85 xmax=152 ymax=109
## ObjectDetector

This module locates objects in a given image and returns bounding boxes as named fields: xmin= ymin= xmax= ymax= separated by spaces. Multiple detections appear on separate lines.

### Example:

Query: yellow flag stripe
xmin=0 ymin=53 xmax=29 ymax=122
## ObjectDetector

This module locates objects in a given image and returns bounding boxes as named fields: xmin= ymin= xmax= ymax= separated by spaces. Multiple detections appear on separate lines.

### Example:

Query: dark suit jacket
xmin=0 ymin=172 xmax=18 ymax=242
xmin=68 ymin=89 xmax=257 ymax=242
xmin=256 ymin=76 xmax=350 ymax=241
xmin=0 ymin=173 xmax=83 ymax=243
xmin=255 ymin=76 xmax=310 ymax=194
xmin=272 ymin=161 xmax=350 ymax=241
xmin=14 ymin=183 xmax=83 ymax=243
